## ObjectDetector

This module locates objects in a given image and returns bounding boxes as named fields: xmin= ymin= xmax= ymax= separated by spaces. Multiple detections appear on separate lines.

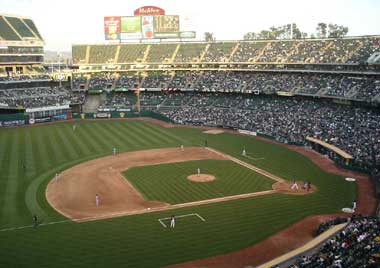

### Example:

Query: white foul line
xmin=0 ymin=219 xmax=70 ymax=232
xmin=195 ymin=213 xmax=206 ymax=222
xmin=158 ymin=219 xmax=167 ymax=228
xmin=158 ymin=213 xmax=206 ymax=228
xmin=244 ymin=154 xmax=265 ymax=161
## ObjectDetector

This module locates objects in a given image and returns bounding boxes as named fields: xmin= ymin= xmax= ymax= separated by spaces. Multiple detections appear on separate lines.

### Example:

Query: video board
xmin=121 ymin=16 xmax=141 ymax=33
xmin=120 ymin=16 xmax=142 ymax=39
xmin=104 ymin=6 xmax=194 ymax=40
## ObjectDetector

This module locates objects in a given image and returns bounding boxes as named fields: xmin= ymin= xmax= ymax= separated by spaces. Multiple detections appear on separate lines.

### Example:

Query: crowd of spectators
xmin=69 ymin=92 xmax=86 ymax=105
xmin=88 ymin=75 xmax=115 ymax=91
xmin=115 ymin=74 xmax=140 ymax=89
xmin=0 ymin=86 xmax=71 ymax=108
xmin=72 ymin=76 xmax=87 ymax=90
xmin=98 ymin=92 xmax=136 ymax=111
xmin=0 ymin=74 xmax=51 ymax=82
xmin=95 ymin=88 xmax=380 ymax=169
xmin=287 ymin=215 xmax=380 ymax=268
xmin=84 ymin=71 xmax=380 ymax=103
xmin=142 ymin=73 xmax=172 ymax=89
xmin=203 ymin=43 xmax=235 ymax=62
xmin=159 ymin=94 xmax=380 ymax=169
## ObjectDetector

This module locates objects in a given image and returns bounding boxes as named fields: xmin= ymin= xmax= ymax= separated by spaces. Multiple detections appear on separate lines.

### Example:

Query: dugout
xmin=306 ymin=137 xmax=353 ymax=166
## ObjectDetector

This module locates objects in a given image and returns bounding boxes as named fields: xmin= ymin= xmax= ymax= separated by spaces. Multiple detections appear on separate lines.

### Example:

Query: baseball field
xmin=0 ymin=119 xmax=356 ymax=267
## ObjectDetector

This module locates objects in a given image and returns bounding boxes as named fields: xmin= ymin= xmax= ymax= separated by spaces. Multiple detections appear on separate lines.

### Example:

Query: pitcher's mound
xmin=272 ymin=181 xmax=316 ymax=195
xmin=187 ymin=174 xmax=215 ymax=182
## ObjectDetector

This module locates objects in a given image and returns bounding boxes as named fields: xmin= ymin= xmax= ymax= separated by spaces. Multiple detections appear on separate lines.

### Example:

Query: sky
xmin=1 ymin=0 xmax=379 ymax=51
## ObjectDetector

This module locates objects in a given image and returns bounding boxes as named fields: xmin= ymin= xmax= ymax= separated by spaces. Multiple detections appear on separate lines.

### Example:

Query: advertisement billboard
xmin=141 ymin=16 xmax=154 ymax=39
xmin=153 ymin=15 xmax=179 ymax=33
xmin=180 ymin=31 xmax=196 ymax=39
xmin=154 ymin=32 xmax=180 ymax=39
xmin=104 ymin=7 xmax=195 ymax=40
xmin=104 ymin=16 xmax=120 ymax=40
xmin=121 ymin=16 xmax=141 ymax=33
xmin=134 ymin=6 xmax=165 ymax=16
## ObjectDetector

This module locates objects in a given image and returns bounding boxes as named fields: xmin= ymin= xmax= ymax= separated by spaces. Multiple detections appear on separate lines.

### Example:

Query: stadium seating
xmin=75 ymin=36 xmax=380 ymax=65
xmin=257 ymin=41 xmax=294 ymax=62
xmin=98 ymin=92 xmax=136 ymax=111
xmin=72 ymin=76 xmax=87 ymax=90
xmin=146 ymin=43 xmax=177 ymax=63
xmin=0 ymin=87 xmax=71 ymax=108
xmin=140 ymin=92 xmax=166 ymax=107
xmin=142 ymin=72 xmax=172 ymax=88
xmin=5 ymin=16 xmax=35 ymax=38
xmin=167 ymin=71 xmax=200 ymax=89
xmin=117 ymin=44 xmax=147 ymax=63
xmin=231 ymin=41 xmax=267 ymax=62
xmin=88 ymin=45 xmax=117 ymax=64
xmin=0 ymin=16 xmax=21 ymax=40
xmin=72 ymin=45 xmax=88 ymax=65
xmin=159 ymin=92 xmax=193 ymax=107
xmin=22 ymin=18 xmax=43 ymax=39
xmin=288 ymin=215 xmax=380 ymax=268
xmin=88 ymin=74 xmax=115 ymax=90
xmin=175 ymin=43 xmax=206 ymax=62
xmin=154 ymin=92 xmax=380 ymax=169
xmin=203 ymin=42 xmax=236 ymax=62
xmin=85 ymin=71 xmax=380 ymax=102
xmin=115 ymin=73 xmax=140 ymax=89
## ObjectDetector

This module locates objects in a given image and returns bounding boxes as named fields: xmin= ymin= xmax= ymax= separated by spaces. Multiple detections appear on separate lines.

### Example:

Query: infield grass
xmin=123 ymin=159 xmax=274 ymax=204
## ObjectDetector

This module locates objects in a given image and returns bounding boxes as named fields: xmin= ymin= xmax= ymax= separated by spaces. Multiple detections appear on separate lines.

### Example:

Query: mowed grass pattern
xmin=0 ymin=120 xmax=356 ymax=267
xmin=0 ymin=120 xmax=191 ymax=228
xmin=124 ymin=160 xmax=274 ymax=204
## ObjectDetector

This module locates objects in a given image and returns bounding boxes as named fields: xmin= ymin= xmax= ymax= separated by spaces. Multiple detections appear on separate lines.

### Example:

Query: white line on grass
xmin=195 ymin=213 xmax=206 ymax=222
xmin=158 ymin=219 xmax=167 ymax=228
xmin=158 ymin=213 xmax=206 ymax=228
xmin=244 ymin=154 xmax=265 ymax=161
xmin=0 ymin=219 xmax=71 ymax=232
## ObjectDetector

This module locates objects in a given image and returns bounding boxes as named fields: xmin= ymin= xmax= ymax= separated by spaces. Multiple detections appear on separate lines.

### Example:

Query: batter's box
xmin=158 ymin=213 xmax=205 ymax=228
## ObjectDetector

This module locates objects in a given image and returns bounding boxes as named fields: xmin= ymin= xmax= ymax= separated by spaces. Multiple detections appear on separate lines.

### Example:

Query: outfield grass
xmin=124 ymin=159 xmax=274 ymax=204
xmin=0 ymin=120 xmax=356 ymax=267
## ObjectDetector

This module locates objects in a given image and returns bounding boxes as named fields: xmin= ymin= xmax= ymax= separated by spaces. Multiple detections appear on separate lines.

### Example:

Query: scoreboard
xmin=154 ymin=15 xmax=179 ymax=33
xmin=104 ymin=6 xmax=194 ymax=40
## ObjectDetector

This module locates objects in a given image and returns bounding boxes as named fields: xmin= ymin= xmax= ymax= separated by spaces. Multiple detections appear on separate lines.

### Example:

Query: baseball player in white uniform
xmin=181 ymin=144 xmax=184 ymax=151
xmin=55 ymin=173 xmax=59 ymax=183
xmin=352 ymin=200 xmax=357 ymax=211
xmin=112 ymin=147 xmax=117 ymax=156
xmin=291 ymin=180 xmax=299 ymax=190
xmin=197 ymin=168 xmax=200 ymax=177
xmin=170 ymin=215 xmax=176 ymax=228
xmin=95 ymin=193 xmax=100 ymax=207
